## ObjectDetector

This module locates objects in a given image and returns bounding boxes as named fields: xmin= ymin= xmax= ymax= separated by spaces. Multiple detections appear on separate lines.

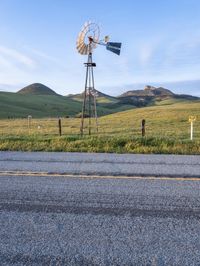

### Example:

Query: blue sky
xmin=0 ymin=0 xmax=200 ymax=96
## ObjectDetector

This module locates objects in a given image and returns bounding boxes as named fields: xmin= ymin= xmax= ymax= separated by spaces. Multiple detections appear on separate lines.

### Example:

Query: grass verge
xmin=0 ymin=135 xmax=199 ymax=154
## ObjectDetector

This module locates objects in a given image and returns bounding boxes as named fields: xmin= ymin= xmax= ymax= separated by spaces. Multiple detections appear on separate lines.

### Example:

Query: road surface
xmin=0 ymin=151 xmax=200 ymax=177
xmin=0 ymin=152 xmax=200 ymax=265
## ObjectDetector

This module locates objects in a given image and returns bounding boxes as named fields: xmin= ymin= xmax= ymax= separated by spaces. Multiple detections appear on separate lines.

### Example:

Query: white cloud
xmin=24 ymin=46 xmax=61 ymax=64
xmin=0 ymin=46 xmax=37 ymax=91
xmin=0 ymin=45 xmax=36 ymax=68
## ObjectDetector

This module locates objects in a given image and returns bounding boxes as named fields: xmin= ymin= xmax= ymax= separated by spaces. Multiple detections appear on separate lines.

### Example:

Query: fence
xmin=0 ymin=116 xmax=200 ymax=140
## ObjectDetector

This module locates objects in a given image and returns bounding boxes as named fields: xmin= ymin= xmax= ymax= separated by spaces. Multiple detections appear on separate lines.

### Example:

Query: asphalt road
xmin=0 ymin=173 xmax=200 ymax=265
xmin=0 ymin=151 xmax=200 ymax=265
xmin=0 ymin=151 xmax=200 ymax=177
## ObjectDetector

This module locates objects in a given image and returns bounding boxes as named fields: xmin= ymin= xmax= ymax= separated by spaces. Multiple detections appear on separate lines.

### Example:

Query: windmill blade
xmin=82 ymin=45 xmax=89 ymax=55
xmin=106 ymin=42 xmax=122 ymax=55
xmin=79 ymin=44 xmax=87 ymax=55
xmin=76 ymin=21 xmax=100 ymax=55
xmin=76 ymin=42 xmax=85 ymax=54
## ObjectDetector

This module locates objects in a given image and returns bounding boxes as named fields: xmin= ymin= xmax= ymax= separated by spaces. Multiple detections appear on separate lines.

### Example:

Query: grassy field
xmin=0 ymin=101 xmax=199 ymax=154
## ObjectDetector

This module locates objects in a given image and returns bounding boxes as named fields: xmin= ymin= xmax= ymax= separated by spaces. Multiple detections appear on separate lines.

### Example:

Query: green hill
xmin=118 ymin=85 xmax=199 ymax=107
xmin=0 ymin=83 xmax=199 ymax=119
xmin=17 ymin=83 xmax=58 ymax=95
xmin=0 ymin=91 xmax=82 ymax=118
xmin=67 ymin=89 xmax=119 ymax=103
xmin=0 ymin=89 xmax=133 ymax=119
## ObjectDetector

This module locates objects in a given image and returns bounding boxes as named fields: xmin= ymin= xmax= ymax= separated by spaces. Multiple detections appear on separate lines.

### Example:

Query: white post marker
xmin=189 ymin=116 xmax=196 ymax=140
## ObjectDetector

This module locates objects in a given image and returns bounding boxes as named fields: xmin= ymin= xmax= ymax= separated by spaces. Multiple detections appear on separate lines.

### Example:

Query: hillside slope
xmin=120 ymin=85 xmax=174 ymax=97
xmin=67 ymin=89 xmax=119 ymax=103
xmin=0 ymin=91 xmax=133 ymax=118
xmin=99 ymin=101 xmax=200 ymax=139
xmin=0 ymin=83 xmax=199 ymax=118
xmin=0 ymin=92 xmax=82 ymax=118
xmin=17 ymin=83 xmax=58 ymax=95
xmin=118 ymin=85 xmax=199 ymax=107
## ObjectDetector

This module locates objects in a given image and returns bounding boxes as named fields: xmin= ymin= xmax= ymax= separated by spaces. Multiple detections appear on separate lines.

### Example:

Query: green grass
xmin=0 ymin=92 xmax=82 ymax=118
xmin=0 ymin=91 xmax=134 ymax=118
xmin=0 ymin=135 xmax=199 ymax=154
xmin=0 ymin=101 xmax=199 ymax=154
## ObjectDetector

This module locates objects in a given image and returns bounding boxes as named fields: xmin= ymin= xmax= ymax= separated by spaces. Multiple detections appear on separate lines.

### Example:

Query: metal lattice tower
xmin=76 ymin=21 xmax=121 ymax=135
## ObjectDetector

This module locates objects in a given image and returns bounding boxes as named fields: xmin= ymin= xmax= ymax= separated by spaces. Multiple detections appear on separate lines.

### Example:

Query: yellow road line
xmin=0 ymin=171 xmax=199 ymax=181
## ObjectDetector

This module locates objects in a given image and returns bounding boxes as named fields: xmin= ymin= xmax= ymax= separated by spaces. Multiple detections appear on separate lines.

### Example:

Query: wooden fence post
xmin=58 ymin=118 xmax=62 ymax=136
xmin=28 ymin=115 xmax=32 ymax=134
xmin=142 ymin=119 xmax=145 ymax=137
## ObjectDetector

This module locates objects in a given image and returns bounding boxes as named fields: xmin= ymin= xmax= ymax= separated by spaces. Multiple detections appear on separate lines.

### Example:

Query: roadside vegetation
xmin=0 ymin=135 xmax=199 ymax=154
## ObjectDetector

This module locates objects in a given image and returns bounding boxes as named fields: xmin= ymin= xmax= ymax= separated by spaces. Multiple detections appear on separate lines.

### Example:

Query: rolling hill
xmin=0 ymin=91 xmax=82 ymax=118
xmin=0 ymin=83 xmax=199 ymax=118
xmin=0 ymin=83 xmax=133 ymax=118
xmin=17 ymin=83 xmax=58 ymax=95
xmin=118 ymin=85 xmax=199 ymax=107
xmin=67 ymin=89 xmax=118 ymax=103
xmin=120 ymin=85 xmax=174 ymax=97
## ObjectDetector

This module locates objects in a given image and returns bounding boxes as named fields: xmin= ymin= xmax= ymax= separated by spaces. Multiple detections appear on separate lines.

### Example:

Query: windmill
xmin=76 ymin=21 xmax=122 ymax=135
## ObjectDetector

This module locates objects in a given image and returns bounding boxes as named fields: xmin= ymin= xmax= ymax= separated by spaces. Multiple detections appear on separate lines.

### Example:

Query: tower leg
xmin=88 ymin=55 xmax=92 ymax=135
xmin=91 ymin=61 xmax=98 ymax=133
xmin=80 ymin=55 xmax=89 ymax=135
xmin=80 ymin=53 xmax=98 ymax=135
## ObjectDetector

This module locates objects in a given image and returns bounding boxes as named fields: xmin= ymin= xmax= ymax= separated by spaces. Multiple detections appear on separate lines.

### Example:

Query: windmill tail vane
xmin=106 ymin=42 xmax=122 ymax=55
xmin=90 ymin=37 xmax=122 ymax=56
